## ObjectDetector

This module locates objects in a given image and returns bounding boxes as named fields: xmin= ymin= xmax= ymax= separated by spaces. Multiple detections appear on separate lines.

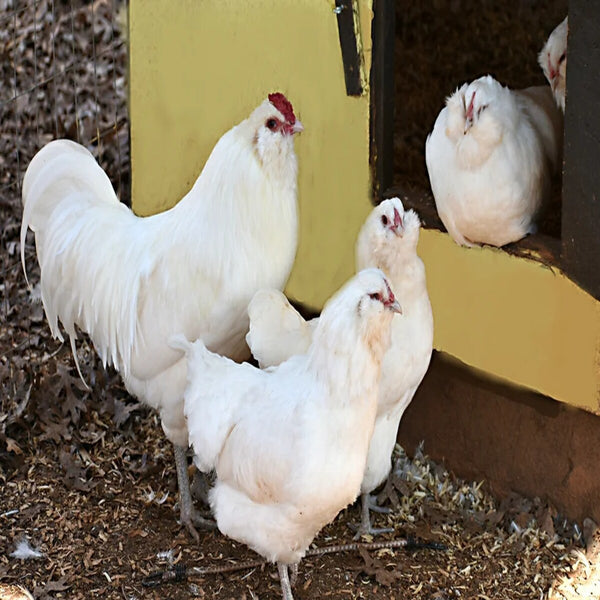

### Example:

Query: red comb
xmin=268 ymin=92 xmax=296 ymax=124
xmin=393 ymin=207 xmax=403 ymax=229
xmin=384 ymin=279 xmax=396 ymax=306
xmin=466 ymin=92 xmax=476 ymax=120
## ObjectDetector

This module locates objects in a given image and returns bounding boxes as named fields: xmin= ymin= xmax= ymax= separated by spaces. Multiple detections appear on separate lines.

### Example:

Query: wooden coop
xmin=129 ymin=0 xmax=600 ymax=524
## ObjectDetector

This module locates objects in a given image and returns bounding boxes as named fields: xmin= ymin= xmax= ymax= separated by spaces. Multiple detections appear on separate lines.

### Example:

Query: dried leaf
xmin=5 ymin=437 xmax=23 ymax=455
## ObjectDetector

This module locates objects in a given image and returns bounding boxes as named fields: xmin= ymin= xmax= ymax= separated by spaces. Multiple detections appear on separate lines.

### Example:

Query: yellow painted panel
xmin=129 ymin=0 xmax=374 ymax=308
xmin=129 ymin=0 xmax=600 ymax=413
xmin=419 ymin=229 xmax=600 ymax=414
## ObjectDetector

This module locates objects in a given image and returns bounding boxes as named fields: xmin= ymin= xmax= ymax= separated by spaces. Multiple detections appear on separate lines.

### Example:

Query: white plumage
xmin=247 ymin=198 xmax=433 ymax=536
xmin=246 ymin=289 xmax=317 ymax=369
xmin=539 ymin=16 xmax=568 ymax=112
xmin=20 ymin=93 xmax=302 ymax=537
xmin=425 ymin=75 xmax=563 ymax=248
xmin=176 ymin=268 xmax=401 ymax=600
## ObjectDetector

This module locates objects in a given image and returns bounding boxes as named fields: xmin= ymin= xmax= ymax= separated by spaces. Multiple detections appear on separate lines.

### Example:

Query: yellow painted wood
xmin=129 ymin=0 xmax=374 ymax=309
xmin=419 ymin=229 xmax=600 ymax=414
xmin=128 ymin=0 xmax=600 ymax=413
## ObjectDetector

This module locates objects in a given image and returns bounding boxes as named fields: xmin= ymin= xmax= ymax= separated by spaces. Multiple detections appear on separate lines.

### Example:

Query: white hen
xmin=246 ymin=289 xmax=317 ymax=369
xmin=247 ymin=198 xmax=433 ymax=536
xmin=425 ymin=75 xmax=563 ymax=247
xmin=539 ymin=16 xmax=568 ymax=112
xmin=20 ymin=92 xmax=302 ymax=538
xmin=175 ymin=268 xmax=401 ymax=600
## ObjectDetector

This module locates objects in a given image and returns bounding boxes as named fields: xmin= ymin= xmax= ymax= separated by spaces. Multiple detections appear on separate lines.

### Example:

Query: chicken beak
xmin=391 ymin=208 xmax=403 ymax=236
xmin=387 ymin=299 xmax=402 ymax=314
xmin=464 ymin=92 xmax=475 ymax=134
xmin=292 ymin=120 xmax=304 ymax=134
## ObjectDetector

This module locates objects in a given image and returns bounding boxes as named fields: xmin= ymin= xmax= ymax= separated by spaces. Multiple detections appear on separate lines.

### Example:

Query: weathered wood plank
xmin=369 ymin=0 xmax=395 ymax=200
xmin=562 ymin=2 xmax=600 ymax=299
xmin=335 ymin=0 xmax=363 ymax=96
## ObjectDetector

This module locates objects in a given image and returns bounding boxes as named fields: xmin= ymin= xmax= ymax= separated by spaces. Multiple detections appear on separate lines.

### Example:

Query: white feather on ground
xmin=176 ymin=268 xmax=401 ymax=600
xmin=20 ymin=93 xmax=302 ymax=538
xmin=425 ymin=75 xmax=563 ymax=248
xmin=10 ymin=539 xmax=43 ymax=559
xmin=247 ymin=198 xmax=433 ymax=537
xmin=539 ymin=16 xmax=568 ymax=112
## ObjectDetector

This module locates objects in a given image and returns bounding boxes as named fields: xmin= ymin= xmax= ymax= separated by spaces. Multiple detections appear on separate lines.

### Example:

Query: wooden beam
xmin=369 ymin=0 xmax=395 ymax=201
xmin=334 ymin=0 xmax=362 ymax=96
xmin=561 ymin=2 xmax=600 ymax=300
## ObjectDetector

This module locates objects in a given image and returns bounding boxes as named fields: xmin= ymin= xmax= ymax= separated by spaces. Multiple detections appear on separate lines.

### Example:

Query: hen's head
xmin=352 ymin=268 xmax=402 ymax=317
xmin=356 ymin=198 xmax=421 ymax=271
xmin=538 ymin=17 xmax=568 ymax=111
xmin=445 ymin=75 xmax=509 ymax=167
xmin=316 ymin=268 xmax=401 ymax=362
xmin=246 ymin=92 xmax=303 ymax=170
xmin=460 ymin=76 xmax=504 ymax=133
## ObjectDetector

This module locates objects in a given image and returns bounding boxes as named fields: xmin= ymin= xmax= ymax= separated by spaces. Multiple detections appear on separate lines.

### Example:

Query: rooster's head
xmin=247 ymin=92 xmax=303 ymax=169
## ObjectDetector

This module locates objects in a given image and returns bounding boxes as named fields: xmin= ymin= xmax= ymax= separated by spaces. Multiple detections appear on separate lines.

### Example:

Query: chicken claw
xmin=175 ymin=445 xmax=216 ymax=540
xmin=349 ymin=493 xmax=394 ymax=540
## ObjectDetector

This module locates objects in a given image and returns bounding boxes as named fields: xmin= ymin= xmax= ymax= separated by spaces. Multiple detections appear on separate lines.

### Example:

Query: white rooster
xmin=173 ymin=268 xmax=402 ymax=600
xmin=539 ymin=16 xmax=568 ymax=112
xmin=20 ymin=92 xmax=303 ymax=538
xmin=247 ymin=198 xmax=433 ymax=536
xmin=425 ymin=75 xmax=563 ymax=247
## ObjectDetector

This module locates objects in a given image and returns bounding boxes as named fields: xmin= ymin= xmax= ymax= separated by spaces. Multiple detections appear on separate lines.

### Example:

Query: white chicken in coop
xmin=174 ymin=268 xmax=401 ymax=600
xmin=247 ymin=198 xmax=433 ymax=537
xmin=539 ymin=16 xmax=568 ymax=112
xmin=425 ymin=75 xmax=563 ymax=247
xmin=20 ymin=92 xmax=303 ymax=539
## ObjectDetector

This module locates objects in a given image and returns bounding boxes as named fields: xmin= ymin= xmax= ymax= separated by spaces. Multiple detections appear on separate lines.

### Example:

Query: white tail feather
xmin=21 ymin=139 xmax=150 ymax=376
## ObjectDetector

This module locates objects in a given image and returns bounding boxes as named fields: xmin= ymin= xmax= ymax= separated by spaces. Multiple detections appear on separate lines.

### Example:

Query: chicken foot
xmin=190 ymin=467 xmax=212 ymax=507
xmin=349 ymin=493 xmax=394 ymax=540
xmin=174 ymin=445 xmax=216 ymax=540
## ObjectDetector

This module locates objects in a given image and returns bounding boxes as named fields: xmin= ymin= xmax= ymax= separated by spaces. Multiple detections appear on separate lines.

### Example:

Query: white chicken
xmin=20 ymin=92 xmax=303 ymax=538
xmin=425 ymin=75 xmax=563 ymax=247
xmin=539 ymin=16 xmax=568 ymax=112
xmin=174 ymin=268 xmax=401 ymax=600
xmin=247 ymin=198 xmax=433 ymax=536
xmin=246 ymin=288 xmax=317 ymax=369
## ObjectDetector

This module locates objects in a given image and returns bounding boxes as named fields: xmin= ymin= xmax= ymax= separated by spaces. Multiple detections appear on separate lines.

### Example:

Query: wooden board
xmin=369 ymin=0 xmax=395 ymax=200
xmin=562 ymin=1 xmax=600 ymax=300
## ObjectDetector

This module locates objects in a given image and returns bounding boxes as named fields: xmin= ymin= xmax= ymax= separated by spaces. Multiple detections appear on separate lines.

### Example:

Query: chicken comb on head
xmin=268 ymin=92 xmax=296 ymax=125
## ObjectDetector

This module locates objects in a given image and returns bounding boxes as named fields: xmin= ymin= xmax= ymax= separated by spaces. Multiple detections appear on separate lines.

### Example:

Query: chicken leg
xmin=277 ymin=563 xmax=294 ymax=600
xmin=350 ymin=493 xmax=393 ymax=540
xmin=174 ymin=444 xmax=216 ymax=540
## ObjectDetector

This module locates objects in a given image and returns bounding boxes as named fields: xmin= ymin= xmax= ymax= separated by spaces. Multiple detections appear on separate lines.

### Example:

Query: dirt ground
xmin=0 ymin=394 xmax=585 ymax=599
xmin=1 ymin=1 xmax=595 ymax=599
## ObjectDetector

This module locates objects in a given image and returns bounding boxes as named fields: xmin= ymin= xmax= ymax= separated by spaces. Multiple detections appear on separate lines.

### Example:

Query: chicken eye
xmin=477 ymin=104 xmax=487 ymax=116
xmin=559 ymin=52 xmax=566 ymax=64
xmin=369 ymin=292 xmax=382 ymax=302
xmin=266 ymin=119 xmax=278 ymax=131
xmin=381 ymin=215 xmax=389 ymax=227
